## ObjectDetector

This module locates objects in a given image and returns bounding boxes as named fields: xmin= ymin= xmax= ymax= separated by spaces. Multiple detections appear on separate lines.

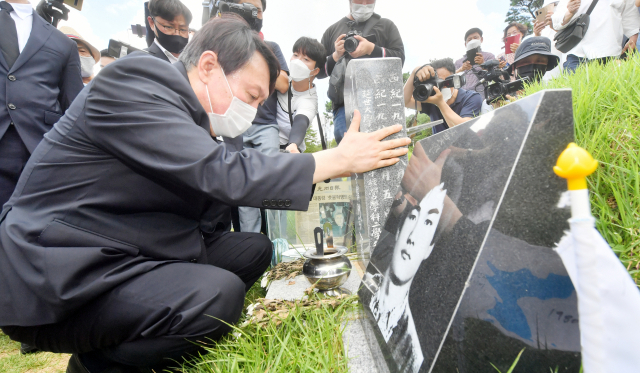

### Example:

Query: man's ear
xmin=311 ymin=67 xmax=320 ymax=77
xmin=198 ymin=51 xmax=220 ymax=84
xmin=148 ymin=16 xmax=156 ymax=32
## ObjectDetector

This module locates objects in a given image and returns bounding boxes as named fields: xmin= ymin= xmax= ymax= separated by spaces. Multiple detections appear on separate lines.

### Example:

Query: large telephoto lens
xmin=344 ymin=36 xmax=359 ymax=53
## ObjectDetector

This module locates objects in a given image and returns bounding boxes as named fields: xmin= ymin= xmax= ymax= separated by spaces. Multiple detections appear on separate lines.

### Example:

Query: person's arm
xmin=429 ymin=89 xmax=471 ymax=129
xmin=636 ymin=0 xmax=640 ymax=7
xmin=286 ymin=114 xmax=310 ymax=153
xmin=621 ymin=0 xmax=640 ymax=53
xmin=58 ymin=41 xmax=84 ymax=112
xmin=553 ymin=0 xmax=580 ymax=30
xmin=367 ymin=21 xmax=405 ymax=65
xmin=270 ymin=42 xmax=290 ymax=94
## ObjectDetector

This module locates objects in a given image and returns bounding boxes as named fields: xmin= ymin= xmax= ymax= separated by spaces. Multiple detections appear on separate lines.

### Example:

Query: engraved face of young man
xmin=389 ymin=184 xmax=446 ymax=285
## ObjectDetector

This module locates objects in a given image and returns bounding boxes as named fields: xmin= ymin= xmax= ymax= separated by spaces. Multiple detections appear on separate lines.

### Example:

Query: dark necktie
xmin=0 ymin=2 xmax=20 ymax=69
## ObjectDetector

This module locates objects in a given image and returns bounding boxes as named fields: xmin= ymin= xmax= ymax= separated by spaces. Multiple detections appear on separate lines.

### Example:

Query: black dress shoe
xmin=66 ymin=354 xmax=140 ymax=373
xmin=20 ymin=342 xmax=39 ymax=354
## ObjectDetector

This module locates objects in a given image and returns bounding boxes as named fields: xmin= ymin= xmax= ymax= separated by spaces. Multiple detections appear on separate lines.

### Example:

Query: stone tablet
xmin=358 ymin=90 xmax=581 ymax=373
xmin=344 ymin=58 xmax=408 ymax=267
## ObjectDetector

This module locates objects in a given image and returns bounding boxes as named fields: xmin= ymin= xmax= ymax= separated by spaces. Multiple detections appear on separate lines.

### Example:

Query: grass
xmin=0 ymin=332 xmax=69 ymax=373
xmin=524 ymin=53 xmax=640 ymax=284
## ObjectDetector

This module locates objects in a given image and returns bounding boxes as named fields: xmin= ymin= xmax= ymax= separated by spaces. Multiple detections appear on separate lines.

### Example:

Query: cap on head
xmin=59 ymin=26 xmax=100 ymax=63
xmin=509 ymin=36 xmax=559 ymax=73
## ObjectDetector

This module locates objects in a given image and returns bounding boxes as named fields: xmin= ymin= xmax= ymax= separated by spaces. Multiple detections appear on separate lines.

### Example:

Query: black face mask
xmin=251 ymin=18 xmax=263 ymax=33
xmin=154 ymin=25 xmax=188 ymax=54
xmin=516 ymin=64 xmax=547 ymax=83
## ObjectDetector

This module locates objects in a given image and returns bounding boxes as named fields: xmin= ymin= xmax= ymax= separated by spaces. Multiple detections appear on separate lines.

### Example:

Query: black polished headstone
xmin=344 ymin=58 xmax=408 ymax=267
xmin=358 ymin=90 xmax=581 ymax=373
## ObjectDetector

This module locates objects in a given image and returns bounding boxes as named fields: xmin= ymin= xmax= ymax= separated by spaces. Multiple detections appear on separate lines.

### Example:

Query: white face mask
xmin=351 ymin=2 xmax=375 ymax=23
xmin=289 ymin=59 xmax=313 ymax=82
xmin=466 ymin=39 xmax=481 ymax=51
xmin=441 ymin=87 xmax=453 ymax=102
xmin=206 ymin=67 xmax=257 ymax=138
xmin=80 ymin=56 xmax=95 ymax=78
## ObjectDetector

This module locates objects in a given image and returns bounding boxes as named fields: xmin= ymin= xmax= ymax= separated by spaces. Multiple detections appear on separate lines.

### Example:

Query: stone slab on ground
xmin=343 ymin=317 xmax=388 ymax=373
xmin=265 ymin=265 xmax=362 ymax=301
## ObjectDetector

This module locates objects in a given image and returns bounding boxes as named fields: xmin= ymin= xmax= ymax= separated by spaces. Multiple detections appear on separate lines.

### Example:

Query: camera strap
xmin=361 ymin=13 xmax=381 ymax=36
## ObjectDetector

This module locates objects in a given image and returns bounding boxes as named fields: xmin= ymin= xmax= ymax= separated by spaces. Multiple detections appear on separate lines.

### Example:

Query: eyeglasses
xmin=153 ymin=18 xmax=189 ymax=37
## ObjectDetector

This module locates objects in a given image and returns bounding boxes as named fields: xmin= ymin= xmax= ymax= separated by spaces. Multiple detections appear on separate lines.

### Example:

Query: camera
xmin=107 ymin=39 xmax=148 ymax=59
xmin=36 ymin=0 xmax=83 ymax=27
xmin=204 ymin=1 xmax=260 ymax=27
xmin=475 ymin=60 xmax=529 ymax=104
xmin=344 ymin=21 xmax=378 ymax=54
xmin=412 ymin=69 xmax=467 ymax=102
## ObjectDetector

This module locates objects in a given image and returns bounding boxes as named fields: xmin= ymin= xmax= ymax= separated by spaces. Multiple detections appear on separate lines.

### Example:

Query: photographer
xmin=0 ymin=0 xmax=83 ymax=205
xmin=276 ymin=37 xmax=325 ymax=154
xmin=404 ymin=58 xmax=483 ymax=135
xmin=552 ymin=0 xmax=640 ymax=72
xmin=319 ymin=0 xmax=405 ymax=144
xmin=0 ymin=15 xmax=410 ymax=373
xmin=454 ymin=28 xmax=496 ymax=100
xmin=145 ymin=0 xmax=193 ymax=63
xmin=217 ymin=0 xmax=291 ymax=233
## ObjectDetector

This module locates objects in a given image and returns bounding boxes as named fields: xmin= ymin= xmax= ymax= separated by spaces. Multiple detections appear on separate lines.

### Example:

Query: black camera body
xmin=344 ymin=22 xmax=377 ymax=54
xmin=412 ymin=69 xmax=467 ymax=102
xmin=107 ymin=39 xmax=147 ymax=59
xmin=476 ymin=60 xmax=529 ymax=104
xmin=218 ymin=1 xmax=259 ymax=20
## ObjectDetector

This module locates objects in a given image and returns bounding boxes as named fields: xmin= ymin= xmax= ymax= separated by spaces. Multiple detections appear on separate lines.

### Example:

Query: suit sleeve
xmin=82 ymin=62 xmax=316 ymax=211
xmin=58 ymin=43 xmax=84 ymax=112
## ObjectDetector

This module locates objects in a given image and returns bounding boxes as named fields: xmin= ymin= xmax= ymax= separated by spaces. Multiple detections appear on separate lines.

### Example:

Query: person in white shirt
xmin=532 ymin=0 xmax=566 ymax=80
xmin=553 ymin=0 xmax=640 ymax=72
xmin=276 ymin=37 xmax=326 ymax=153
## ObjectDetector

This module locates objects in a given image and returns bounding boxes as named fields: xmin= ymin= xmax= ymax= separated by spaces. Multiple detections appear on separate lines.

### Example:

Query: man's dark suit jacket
xmin=0 ymin=54 xmax=315 ymax=327
xmin=0 ymin=11 xmax=83 ymax=152
xmin=144 ymin=41 xmax=171 ymax=63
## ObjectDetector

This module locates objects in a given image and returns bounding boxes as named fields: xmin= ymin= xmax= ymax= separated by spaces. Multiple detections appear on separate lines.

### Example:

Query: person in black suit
xmin=144 ymin=0 xmax=192 ymax=63
xmin=0 ymin=15 xmax=409 ymax=373
xmin=0 ymin=0 xmax=83 ymax=206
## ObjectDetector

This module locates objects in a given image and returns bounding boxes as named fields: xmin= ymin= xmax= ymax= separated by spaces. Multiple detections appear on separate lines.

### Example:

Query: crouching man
xmin=0 ymin=15 xmax=409 ymax=373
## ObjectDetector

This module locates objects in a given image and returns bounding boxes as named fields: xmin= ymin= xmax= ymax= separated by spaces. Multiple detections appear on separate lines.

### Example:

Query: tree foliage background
xmin=505 ymin=0 xmax=544 ymax=35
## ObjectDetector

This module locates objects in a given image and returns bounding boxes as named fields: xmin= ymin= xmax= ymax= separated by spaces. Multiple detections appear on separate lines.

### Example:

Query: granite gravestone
xmin=358 ymin=90 xmax=581 ymax=373
xmin=344 ymin=58 xmax=408 ymax=267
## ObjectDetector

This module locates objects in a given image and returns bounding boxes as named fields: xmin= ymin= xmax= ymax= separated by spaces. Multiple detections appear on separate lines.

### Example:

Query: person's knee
xmin=195 ymin=273 xmax=246 ymax=337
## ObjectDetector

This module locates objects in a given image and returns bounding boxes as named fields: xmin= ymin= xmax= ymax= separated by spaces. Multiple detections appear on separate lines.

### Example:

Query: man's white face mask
xmin=80 ymin=56 xmax=95 ymax=78
xmin=466 ymin=39 xmax=482 ymax=51
xmin=351 ymin=1 xmax=375 ymax=23
xmin=289 ymin=59 xmax=313 ymax=82
xmin=205 ymin=67 xmax=256 ymax=138
xmin=441 ymin=87 xmax=453 ymax=102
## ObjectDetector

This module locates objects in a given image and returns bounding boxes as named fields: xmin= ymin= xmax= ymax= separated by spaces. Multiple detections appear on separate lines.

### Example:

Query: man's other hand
xmin=567 ymin=0 xmax=581 ymax=15
xmin=425 ymin=86 xmax=445 ymax=106
xmin=333 ymin=34 xmax=346 ymax=62
xmin=474 ymin=52 xmax=484 ymax=65
xmin=414 ymin=65 xmax=436 ymax=82
xmin=623 ymin=34 xmax=638 ymax=54
xmin=402 ymin=143 xmax=451 ymax=202
xmin=348 ymin=35 xmax=375 ymax=59
xmin=457 ymin=61 xmax=472 ymax=73
xmin=286 ymin=143 xmax=301 ymax=154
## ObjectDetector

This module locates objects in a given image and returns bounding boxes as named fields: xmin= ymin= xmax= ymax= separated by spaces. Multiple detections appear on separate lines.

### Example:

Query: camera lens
xmin=344 ymin=37 xmax=359 ymax=54
xmin=413 ymin=83 xmax=434 ymax=102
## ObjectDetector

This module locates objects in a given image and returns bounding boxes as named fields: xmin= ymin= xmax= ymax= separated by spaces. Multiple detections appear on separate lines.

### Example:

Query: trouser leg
xmin=239 ymin=124 xmax=280 ymax=233
xmin=2 ymin=232 xmax=272 ymax=368
xmin=0 ymin=126 xmax=30 ymax=206
xmin=333 ymin=106 xmax=346 ymax=145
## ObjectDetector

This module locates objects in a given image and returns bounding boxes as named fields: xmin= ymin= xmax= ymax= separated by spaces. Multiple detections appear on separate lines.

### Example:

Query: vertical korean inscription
xmin=344 ymin=58 xmax=408 ymax=266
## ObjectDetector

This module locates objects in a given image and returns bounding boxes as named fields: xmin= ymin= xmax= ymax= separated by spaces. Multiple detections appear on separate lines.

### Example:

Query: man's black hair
xmin=464 ymin=27 xmax=483 ymax=42
xmin=430 ymin=58 xmax=456 ymax=74
xmin=148 ymin=0 xmax=193 ymax=25
xmin=292 ymin=37 xmax=326 ymax=70
xmin=179 ymin=14 xmax=280 ymax=95
xmin=100 ymin=49 xmax=110 ymax=58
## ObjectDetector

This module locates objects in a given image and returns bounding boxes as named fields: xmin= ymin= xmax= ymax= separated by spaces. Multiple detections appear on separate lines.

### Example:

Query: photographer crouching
xmin=0 ymin=15 xmax=410 ymax=373
xmin=403 ymin=58 xmax=483 ymax=135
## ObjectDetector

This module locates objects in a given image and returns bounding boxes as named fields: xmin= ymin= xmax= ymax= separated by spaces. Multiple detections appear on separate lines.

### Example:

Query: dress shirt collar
xmin=2 ymin=1 xmax=33 ymax=19
xmin=154 ymin=39 xmax=179 ymax=64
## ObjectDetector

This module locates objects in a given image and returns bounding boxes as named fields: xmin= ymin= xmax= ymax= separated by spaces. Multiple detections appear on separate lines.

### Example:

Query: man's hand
xmin=474 ymin=52 xmax=485 ymax=65
xmin=286 ymin=143 xmax=300 ymax=154
xmin=457 ymin=61 xmax=472 ymax=73
xmin=425 ymin=86 xmax=446 ymax=106
xmin=510 ymin=42 xmax=520 ymax=53
xmin=413 ymin=65 xmax=436 ymax=83
xmin=348 ymin=35 xmax=375 ymax=59
xmin=567 ymin=0 xmax=581 ymax=15
xmin=498 ymin=58 xmax=507 ymax=69
xmin=623 ymin=34 xmax=638 ymax=55
xmin=534 ymin=19 xmax=545 ymax=36
xmin=401 ymin=143 xmax=451 ymax=202
xmin=333 ymin=34 xmax=346 ymax=62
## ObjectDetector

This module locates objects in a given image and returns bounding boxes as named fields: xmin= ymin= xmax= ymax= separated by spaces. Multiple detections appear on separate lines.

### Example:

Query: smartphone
xmin=505 ymin=34 xmax=521 ymax=53
xmin=466 ymin=47 xmax=481 ymax=66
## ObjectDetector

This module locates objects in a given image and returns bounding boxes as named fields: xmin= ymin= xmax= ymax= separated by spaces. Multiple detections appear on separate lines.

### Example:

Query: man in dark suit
xmin=0 ymin=0 xmax=83 ymax=206
xmin=144 ymin=0 xmax=192 ymax=63
xmin=0 ymin=15 xmax=409 ymax=372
